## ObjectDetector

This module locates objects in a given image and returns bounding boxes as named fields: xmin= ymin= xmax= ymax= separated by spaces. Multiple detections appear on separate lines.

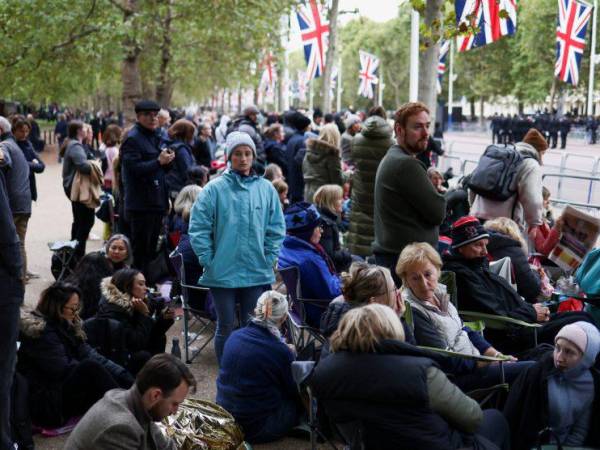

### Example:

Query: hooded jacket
xmin=302 ymin=138 xmax=344 ymax=202
xmin=17 ymin=308 xmax=133 ymax=426
xmin=504 ymin=325 xmax=600 ymax=450
xmin=96 ymin=277 xmax=154 ymax=353
xmin=347 ymin=116 xmax=394 ymax=256
xmin=471 ymin=142 xmax=543 ymax=229
xmin=486 ymin=230 xmax=542 ymax=302
xmin=442 ymin=252 xmax=537 ymax=323
xmin=189 ymin=169 xmax=285 ymax=288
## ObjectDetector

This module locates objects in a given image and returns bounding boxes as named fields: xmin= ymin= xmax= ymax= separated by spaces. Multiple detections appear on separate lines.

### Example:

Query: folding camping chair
xmin=169 ymin=249 xmax=215 ymax=363
xmin=48 ymin=240 xmax=78 ymax=281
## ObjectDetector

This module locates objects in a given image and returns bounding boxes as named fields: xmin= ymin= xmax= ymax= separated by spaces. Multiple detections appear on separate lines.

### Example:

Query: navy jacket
xmin=486 ymin=231 xmax=541 ymax=302
xmin=120 ymin=123 xmax=169 ymax=213
xmin=285 ymin=130 xmax=308 ymax=202
xmin=165 ymin=140 xmax=194 ymax=195
xmin=216 ymin=323 xmax=297 ymax=438
xmin=17 ymin=139 xmax=45 ymax=202
xmin=0 ymin=168 xmax=23 ymax=298
xmin=264 ymin=138 xmax=288 ymax=177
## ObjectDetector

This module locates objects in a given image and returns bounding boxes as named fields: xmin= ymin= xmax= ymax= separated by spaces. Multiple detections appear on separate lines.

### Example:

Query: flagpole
xmin=448 ymin=40 xmax=455 ymax=130
xmin=336 ymin=55 xmax=343 ymax=112
xmin=588 ymin=0 xmax=598 ymax=116
xmin=378 ymin=64 xmax=384 ymax=106
xmin=409 ymin=9 xmax=420 ymax=101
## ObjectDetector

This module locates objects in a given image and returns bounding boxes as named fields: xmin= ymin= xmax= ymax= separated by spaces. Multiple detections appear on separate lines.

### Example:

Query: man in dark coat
xmin=284 ymin=111 xmax=311 ymax=203
xmin=373 ymin=102 xmax=446 ymax=283
xmin=0 ymin=166 xmax=23 ymax=450
xmin=443 ymin=216 xmax=594 ymax=354
xmin=120 ymin=100 xmax=174 ymax=275
xmin=559 ymin=116 xmax=571 ymax=149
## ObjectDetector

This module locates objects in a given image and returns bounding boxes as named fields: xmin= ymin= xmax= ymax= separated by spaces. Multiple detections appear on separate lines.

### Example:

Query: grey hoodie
xmin=548 ymin=321 xmax=600 ymax=445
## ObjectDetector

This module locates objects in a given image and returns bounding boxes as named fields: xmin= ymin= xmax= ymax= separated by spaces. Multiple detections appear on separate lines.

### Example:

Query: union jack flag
xmin=555 ymin=0 xmax=593 ymax=85
xmin=296 ymin=0 xmax=329 ymax=80
xmin=437 ymin=40 xmax=450 ymax=94
xmin=455 ymin=0 xmax=517 ymax=52
xmin=357 ymin=50 xmax=379 ymax=99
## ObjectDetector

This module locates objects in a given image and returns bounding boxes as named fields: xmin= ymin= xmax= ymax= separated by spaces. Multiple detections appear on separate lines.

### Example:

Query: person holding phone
xmin=120 ymin=100 xmax=175 ymax=276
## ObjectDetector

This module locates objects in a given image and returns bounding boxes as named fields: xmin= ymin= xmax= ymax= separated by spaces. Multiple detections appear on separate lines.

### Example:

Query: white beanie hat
xmin=226 ymin=131 xmax=256 ymax=159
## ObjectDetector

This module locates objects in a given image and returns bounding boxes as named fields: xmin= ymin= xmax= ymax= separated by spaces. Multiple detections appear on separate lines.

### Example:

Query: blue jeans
xmin=211 ymin=286 xmax=266 ymax=364
xmin=0 ymin=293 xmax=23 ymax=449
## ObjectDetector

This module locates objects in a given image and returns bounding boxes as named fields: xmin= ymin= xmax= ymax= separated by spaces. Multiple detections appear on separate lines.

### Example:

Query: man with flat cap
xmin=120 ymin=100 xmax=175 ymax=275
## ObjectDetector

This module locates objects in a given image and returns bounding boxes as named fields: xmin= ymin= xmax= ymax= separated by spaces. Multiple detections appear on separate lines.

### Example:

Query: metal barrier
xmin=542 ymin=173 xmax=600 ymax=211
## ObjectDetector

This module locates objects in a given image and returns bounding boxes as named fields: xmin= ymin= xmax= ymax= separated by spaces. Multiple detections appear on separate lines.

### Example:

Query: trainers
xmin=26 ymin=270 xmax=40 ymax=279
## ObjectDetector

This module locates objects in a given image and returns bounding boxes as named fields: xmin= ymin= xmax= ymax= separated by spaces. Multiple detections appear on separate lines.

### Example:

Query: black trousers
xmin=70 ymin=199 xmax=95 ymax=260
xmin=374 ymin=252 xmax=401 ymax=287
xmin=127 ymin=211 xmax=164 ymax=276
xmin=61 ymin=360 xmax=119 ymax=420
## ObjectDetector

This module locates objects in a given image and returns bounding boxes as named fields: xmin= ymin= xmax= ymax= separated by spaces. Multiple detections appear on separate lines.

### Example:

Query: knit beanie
xmin=555 ymin=322 xmax=588 ymax=354
xmin=523 ymin=128 xmax=549 ymax=153
xmin=285 ymin=202 xmax=321 ymax=242
xmin=451 ymin=216 xmax=489 ymax=249
xmin=225 ymin=131 xmax=256 ymax=159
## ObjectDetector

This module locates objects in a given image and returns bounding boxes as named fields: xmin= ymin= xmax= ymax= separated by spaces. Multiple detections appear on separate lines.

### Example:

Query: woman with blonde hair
xmin=216 ymin=290 xmax=301 ymax=444
xmin=311 ymin=303 xmax=510 ymax=450
xmin=397 ymin=242 xmax=532 ymax=391
xmin=313 ymin=184 xmax=352 ymax=272
xmin=303 ymin=123 xmax=344 ymax=202
xmin=484 ymin=217 xmax=542 ymax=302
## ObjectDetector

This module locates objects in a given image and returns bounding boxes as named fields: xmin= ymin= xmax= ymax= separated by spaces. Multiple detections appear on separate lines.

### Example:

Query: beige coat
xmin=70 ymin=159 xmax=103 ymax=208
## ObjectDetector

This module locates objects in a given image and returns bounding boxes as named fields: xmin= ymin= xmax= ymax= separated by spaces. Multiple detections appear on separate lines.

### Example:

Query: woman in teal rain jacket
xmin=189 ymin=131 xmax=285 ymax=364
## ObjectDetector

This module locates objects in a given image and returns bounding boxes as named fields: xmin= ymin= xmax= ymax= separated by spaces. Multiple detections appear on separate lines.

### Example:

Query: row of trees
xmin=0 ymin=0 xmax=592 ymax=120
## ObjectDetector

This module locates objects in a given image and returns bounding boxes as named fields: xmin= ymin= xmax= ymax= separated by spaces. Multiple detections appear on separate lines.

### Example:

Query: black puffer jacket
xmin=311 ymin=339 xmax=488 ymax=450
xmin=17 ymin=309 xmax=133 ymax=426
xmin=442 ymin=253 xmax=537 ymax=323
xmin=486 ymin=231 xmax=541 ymax=302
xmin=347 ymin=116 xmax=394 ymax=256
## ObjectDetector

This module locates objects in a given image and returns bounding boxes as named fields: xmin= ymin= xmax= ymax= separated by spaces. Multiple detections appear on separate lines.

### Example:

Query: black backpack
xmin=83 ymin=317 xmax=128 ymax=366
xmin=467 ymin=145 xmax=526 ymax=201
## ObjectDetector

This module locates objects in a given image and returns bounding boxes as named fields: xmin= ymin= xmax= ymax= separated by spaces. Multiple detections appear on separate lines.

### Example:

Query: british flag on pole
xmin=296 ymin=0 xmax=329 ymax=80
xmin=357 ymin=50 xmax=379 ymax=99
xmin=455 ymin=0 xmax=517 ymax=52
xmin=437 ymin=40 xmax=450 ymax=94
xmin=555 ymin=0 xmax=593 ymax=86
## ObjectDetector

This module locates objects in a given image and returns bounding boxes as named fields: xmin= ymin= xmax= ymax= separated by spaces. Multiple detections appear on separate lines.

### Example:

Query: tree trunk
xmin=469 ymin=97 xmax=475 ymax=119
xmin=479 ymin=96 xmax=485 ymax=127
xmin=320 ymin=0 xmax=339 ymax=114
xmin=418 ymin=0 xmax=444 ymax=126
xmin=155 ymin=0 xmax=173 ymax=108
xmin=121 ymin=0 xmax=142 ymax=125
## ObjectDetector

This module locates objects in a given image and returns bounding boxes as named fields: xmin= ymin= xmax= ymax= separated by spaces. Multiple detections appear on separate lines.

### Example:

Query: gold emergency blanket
xmin=159 ymin=398 xmax=246 ymax=450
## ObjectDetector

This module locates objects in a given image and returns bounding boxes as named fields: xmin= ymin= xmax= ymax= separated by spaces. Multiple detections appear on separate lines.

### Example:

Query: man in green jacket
xmin=373 ymin=102 xmax=446 ymax=284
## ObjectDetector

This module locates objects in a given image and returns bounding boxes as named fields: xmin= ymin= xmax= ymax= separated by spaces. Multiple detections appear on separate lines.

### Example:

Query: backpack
xmin=467 ymin=144 xmax=525 ymax=201
xmin=83 ymin=317 xmax=128 ymax=366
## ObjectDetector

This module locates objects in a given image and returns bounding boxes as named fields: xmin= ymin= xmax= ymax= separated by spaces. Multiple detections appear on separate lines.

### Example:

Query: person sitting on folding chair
xmin=278 ymin=202 xmax=341 ymax=327
xmin=320 ymin=261 xmax=414 ymax=358
xmin=311 ymin=304 xmax=510 ymax=450
xmin=397 ymin=242 xmax=533 ymax=392
xmin=504 ymin=322 xmax=600 ymax=450
xmin=216 ymin=290 xmax=302 ymax=444
xmin=442 ymin=216 xmax=595 ymax=355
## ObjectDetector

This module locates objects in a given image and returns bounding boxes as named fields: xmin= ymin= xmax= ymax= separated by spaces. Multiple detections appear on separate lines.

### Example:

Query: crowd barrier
xmin=438 ymin=141 xmax=600 ymax=212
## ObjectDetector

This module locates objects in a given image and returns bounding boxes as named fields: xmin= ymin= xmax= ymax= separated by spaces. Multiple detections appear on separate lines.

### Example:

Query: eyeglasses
xmin=63 ymin=305 xmax=80 ymax=313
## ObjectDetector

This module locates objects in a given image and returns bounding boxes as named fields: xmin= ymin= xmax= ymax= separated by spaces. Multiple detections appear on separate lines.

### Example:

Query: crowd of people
xmin=1 ymin=97 xmax=600 ymax=450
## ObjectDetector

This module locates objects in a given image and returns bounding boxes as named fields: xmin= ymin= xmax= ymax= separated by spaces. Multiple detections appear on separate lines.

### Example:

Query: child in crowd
xmin=530 ymin=186 xmax=564 ymax=257
xmin=272 ymin=179 xmax=289 ymax=212
xmin=264 ymin=163 xmax=284 ymax=182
